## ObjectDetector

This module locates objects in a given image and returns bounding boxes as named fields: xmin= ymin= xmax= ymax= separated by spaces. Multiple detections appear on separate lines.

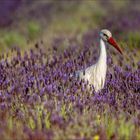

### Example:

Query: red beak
xmin=108 ymin=37 xmax=123 ymax=55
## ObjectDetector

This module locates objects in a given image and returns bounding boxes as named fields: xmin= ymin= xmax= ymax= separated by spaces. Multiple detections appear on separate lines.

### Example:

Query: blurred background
xmin=0 ymin=0 xmax=140 ymax=53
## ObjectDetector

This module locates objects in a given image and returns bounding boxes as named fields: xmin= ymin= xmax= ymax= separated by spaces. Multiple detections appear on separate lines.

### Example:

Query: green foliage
xmin=118 ymin=116 xmax=134 ymax=140
xmin=103 ymin=113 xmax=135 ymax=140
xmin=60 ymin=104 xmax=67 ymax=119
xmin=126 ymin=31 xmax=140 ymax=48
xmin=8 ymin=117 xmax=13 ymax=130
xmin=35 ymin=105 xmax=44 ymax=130
xmin=1 ymin=32 xmax=26 ymax=48
xmin=45 ymin=112 xmax=51 ymax=129
xmin=35 ymin=105 xmax=43 ymax=117
xmin=0 ymin=31 xmax=26 ymax=47
xmin=103 ymin=113 xmax=116 ymax=139
xmin=27 ymin=21 xmax=41 ymax=40
xmin=28 ymin=116 xmax=36 ymax=130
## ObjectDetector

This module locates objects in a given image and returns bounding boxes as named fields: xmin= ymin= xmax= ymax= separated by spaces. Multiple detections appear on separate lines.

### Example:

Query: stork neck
xmin=98 ymin=39 xmax=107 ymax=65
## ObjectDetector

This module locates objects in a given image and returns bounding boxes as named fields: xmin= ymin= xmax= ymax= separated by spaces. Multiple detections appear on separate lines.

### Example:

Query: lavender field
xmin=0 ymin=1 xmax=140 ymax=140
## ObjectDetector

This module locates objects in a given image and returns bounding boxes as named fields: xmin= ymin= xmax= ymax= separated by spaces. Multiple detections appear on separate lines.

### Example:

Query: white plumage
xmin=75 ymin=29 xmax=122 ymax=92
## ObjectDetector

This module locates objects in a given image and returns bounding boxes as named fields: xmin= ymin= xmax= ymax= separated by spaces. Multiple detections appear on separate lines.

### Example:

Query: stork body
xmin=77 ymin=39 xmax=107 ymax=91
xmin=75 ymin=29 xmax=122 ymax=92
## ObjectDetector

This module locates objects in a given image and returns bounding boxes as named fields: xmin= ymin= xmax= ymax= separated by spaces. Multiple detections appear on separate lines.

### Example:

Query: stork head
xmin=100 ymin=29 xmax=123 ymax=54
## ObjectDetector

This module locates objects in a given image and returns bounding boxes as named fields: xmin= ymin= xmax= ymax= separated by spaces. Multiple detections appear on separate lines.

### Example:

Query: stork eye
xmin=103 ymin=33 xmax=108 ymax=37
xmin=103 ymin=33 xmax=108 ymax=39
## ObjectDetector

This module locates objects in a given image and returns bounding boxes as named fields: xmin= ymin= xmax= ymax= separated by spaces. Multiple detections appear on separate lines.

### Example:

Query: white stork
xmin=75 ymin=29 xmax=123 ymax=92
